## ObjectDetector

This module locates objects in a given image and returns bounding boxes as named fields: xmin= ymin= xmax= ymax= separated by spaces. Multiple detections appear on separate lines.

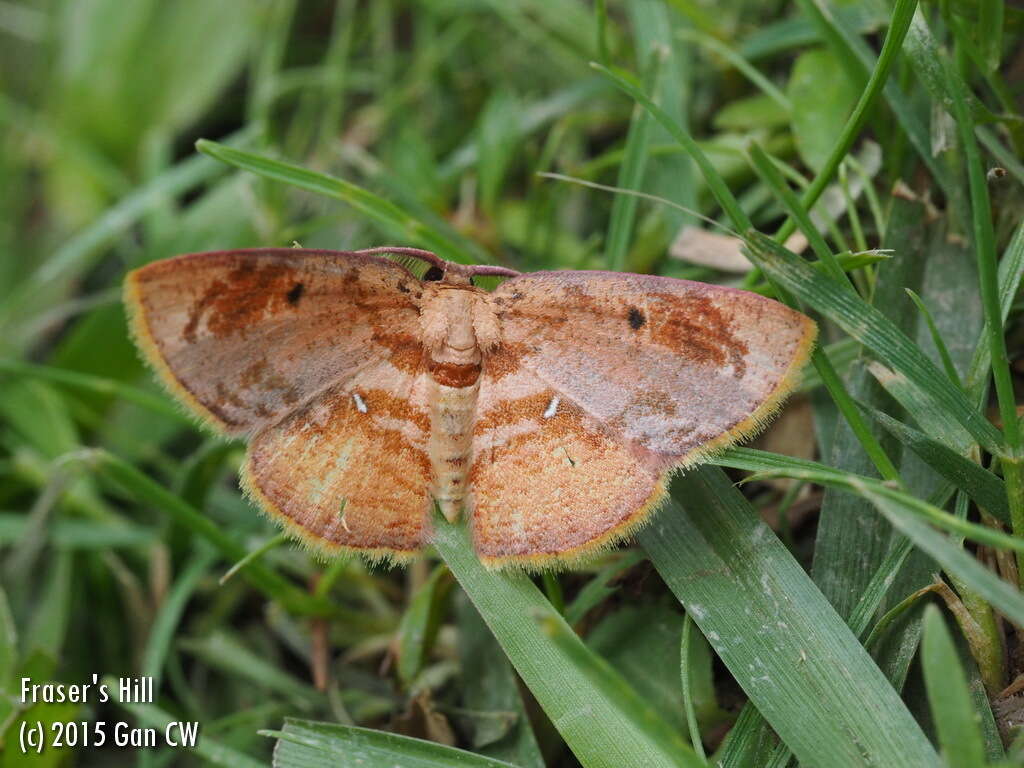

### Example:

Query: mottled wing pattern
xmin=126 ymin=248 xmax=432 ymax=561
xmin=124 ymin=249 xmax=423 ymax=434
xmin=244 ymin=360 xmax=434 ymax=561
xmin=471 ymin=270 xmax=815 ymax=566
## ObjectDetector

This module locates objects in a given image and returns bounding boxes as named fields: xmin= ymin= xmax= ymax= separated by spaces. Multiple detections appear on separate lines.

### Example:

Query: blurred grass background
xmin=2 ymin=0 xmax=1024 ymax=766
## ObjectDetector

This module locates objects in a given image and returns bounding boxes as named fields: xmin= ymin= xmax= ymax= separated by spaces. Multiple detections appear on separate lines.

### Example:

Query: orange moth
xmin=124 ymin=247 xmax=815 ymax=569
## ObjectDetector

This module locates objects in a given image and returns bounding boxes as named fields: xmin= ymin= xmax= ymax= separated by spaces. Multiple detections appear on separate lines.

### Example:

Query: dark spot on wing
xmin=628 ymin=307 xmax=646 ymax=330
xmin=286 ymin=282 xmax=305 ymax=305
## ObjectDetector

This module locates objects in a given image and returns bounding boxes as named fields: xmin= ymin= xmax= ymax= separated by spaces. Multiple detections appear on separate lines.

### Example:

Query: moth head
xmin=423 ymin=264 xmax=472 ymax=286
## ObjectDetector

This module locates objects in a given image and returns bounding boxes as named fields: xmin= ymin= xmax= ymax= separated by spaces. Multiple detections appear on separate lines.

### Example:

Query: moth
xmin=125 ymin=247 xmax=815 ymax=569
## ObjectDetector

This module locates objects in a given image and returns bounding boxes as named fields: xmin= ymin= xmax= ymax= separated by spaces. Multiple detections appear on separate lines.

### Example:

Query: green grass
xmin=2 ymin=1 xmax=1024 ymax=766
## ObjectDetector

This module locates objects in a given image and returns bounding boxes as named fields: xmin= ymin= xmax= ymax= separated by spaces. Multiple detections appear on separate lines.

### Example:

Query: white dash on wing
xmin=543 ymin=396 xmax=560 ymax=419
xmin=339 ymin=498 xmax=351 ymax=532
xmin=352 ymin=393 xmax=368 ymax=413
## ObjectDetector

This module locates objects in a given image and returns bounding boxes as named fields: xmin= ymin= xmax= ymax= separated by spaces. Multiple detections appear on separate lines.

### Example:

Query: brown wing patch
xmin=372 ymin=330 xmax=425 ymax=376
xmin=243 ymin=365 xmax=433 ymax=563
xmin=184 ymin=261 xmax=299 ymax=341
xmin=646 ymin=292 xmax=749 ymax=378
xmin=124 ymin=249 xmax=423 ymax=434
xmin=427 ymin=360 xmax=482 ymax=388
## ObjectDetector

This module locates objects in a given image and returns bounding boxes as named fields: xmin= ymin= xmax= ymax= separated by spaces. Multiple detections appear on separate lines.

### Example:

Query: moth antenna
xmin=469 ymin=264 xmax=521 ymax=278
xmin=351 ymin=246 xmax=448 ymax=271
xmin=353 ymin=246 xmax=521 ymax=279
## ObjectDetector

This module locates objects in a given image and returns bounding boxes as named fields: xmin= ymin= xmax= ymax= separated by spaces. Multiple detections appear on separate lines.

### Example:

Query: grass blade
xmin=142 ymin=549 xmax=216 ymax=694
xmin=966 ymin=221 xmax=1024 ymax=402
xmin=455 ymin=593 xmax=545 ymax=767
xmin=809 ymin=188 xmax=929 ymax=629
xmin=867 ymin=361 xmax=974 ymax=451
xmin=0 ymin=358 xmax=189 ymax=423
xmin=433 ymin=517 xmax=702 ymax=768
xmin=904 ymin=289 xmax=961 ymax=385
xmin=82 ymin=449 xmax=332 ymax=616
xmin=797 ymin=0 xmax=955 ymax=209
xmin=395 ymin=565 xmax=453 ymax=687
xmin=933 ymin=11 xmax=1024 ymax=564
xmin=725 ymin=456 xmax=1024 ymax=628
xmin=268 ymin=718 xmax=519 ymax=768
xmin=920 ymin=606 xmax=988 ymax=768
xmin=604 ymin=43 xmax=662 ymax=271
xmin=746 ymin=142 xmax=848 ymax=286
xmin=641 ymin=467 xmax=939 ymax=767
xmin=0 ymin=127 xmax=257 ymax=349
xmin=726 ymin=451 xmax=1021 ymax=553
xmin=744 ymin=232 xmax=1003 ymax=452
xmin=680 ymin=614 xmax=706 ymax=762
xmin=865 ymin=407 xmax=1008 ymax=523
xmin=195 ymin=139 xmax=481 ymax=265
xmin=105 ymin=677 xmax=268 ymax=768
xmin=715 ymin=705 xmax=774 ymax=768
xmin=774 ymin=0 xmax=919 ymax=242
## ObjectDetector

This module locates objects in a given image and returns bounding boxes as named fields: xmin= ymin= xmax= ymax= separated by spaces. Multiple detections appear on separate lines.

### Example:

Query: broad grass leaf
xmin=434 ymin=518 xmax=702 ymax=768
xmin=787 ymin=48 xmax=859 ymax=171
xmin=809 ymin=189 xmax=928 ymax=621
xmin=455 ymin=593 xmax=545 ymax=767
xmin=269 ymin=718 xmax=521 ymax=768
xmin=641 ymin=467 xmax=939 ymax=767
